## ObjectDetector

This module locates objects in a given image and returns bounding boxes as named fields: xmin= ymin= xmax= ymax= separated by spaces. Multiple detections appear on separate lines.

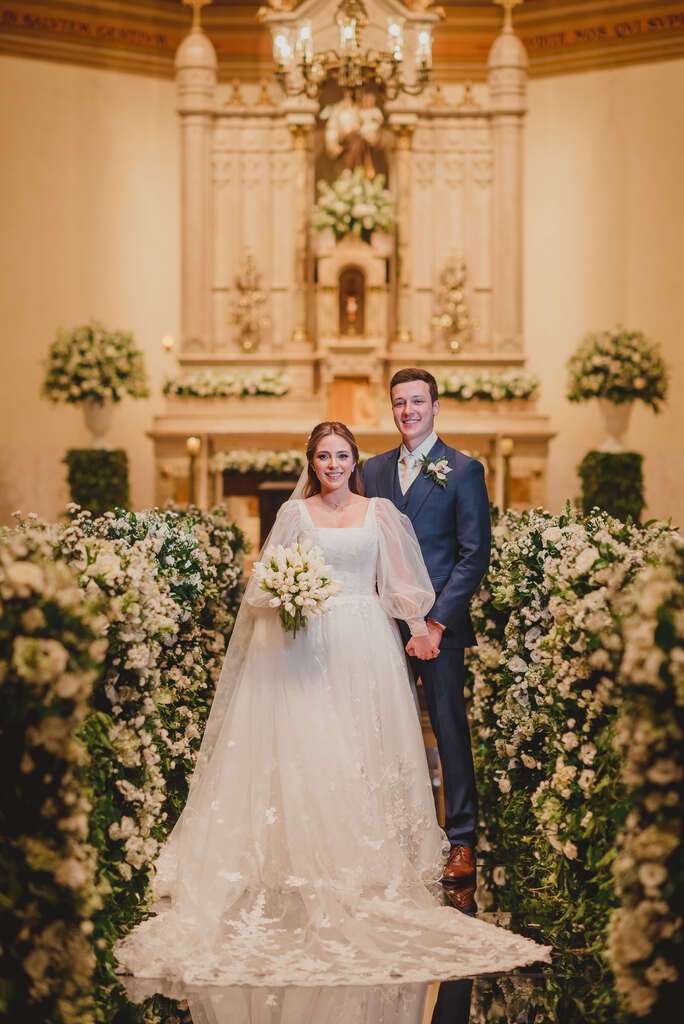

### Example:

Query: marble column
xmin=487 ymin=14 xmax=528 ymax=352
xmin=175 ymin=22 xmax=217 ymax=350
xmin=285 ymin=102 xmax=317 ymax=349
xmin=388 ymin=115 xmax=417 ymax=347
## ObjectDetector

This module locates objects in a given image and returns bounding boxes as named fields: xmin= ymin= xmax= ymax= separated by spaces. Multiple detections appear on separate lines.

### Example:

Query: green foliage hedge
xmin=64 ymin=450 xmax=130 ymax=518
xmin=578 ymin=451 xmax=645 ymax=523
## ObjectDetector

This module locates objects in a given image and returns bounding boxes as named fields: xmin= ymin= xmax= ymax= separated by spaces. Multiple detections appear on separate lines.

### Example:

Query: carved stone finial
xmin=494 ymin=0 xmax=523 ymax=30
xmin=431 ymin=83 xmax=448 ymax=107
xmin=227 ymin=79 xmax=243 ymax=106
xmin=256 ymin=78 xmax=272 ymax=106
xmin=183 ymin=0 xmax=211 ymax=31
xmin=458 ymin=80 xmax=481 ymax=110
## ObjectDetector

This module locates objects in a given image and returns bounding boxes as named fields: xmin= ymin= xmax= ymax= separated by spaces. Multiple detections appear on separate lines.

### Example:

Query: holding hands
xmin=406 ymin=620 xmax=444 ymax=661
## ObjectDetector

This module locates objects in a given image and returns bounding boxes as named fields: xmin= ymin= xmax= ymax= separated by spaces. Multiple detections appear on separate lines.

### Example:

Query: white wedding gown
xmin=115 ymin=498 xmax=550 ymax=985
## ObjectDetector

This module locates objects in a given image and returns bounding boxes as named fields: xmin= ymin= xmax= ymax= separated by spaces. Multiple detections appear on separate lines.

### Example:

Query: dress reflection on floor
xmin=121 ymin=976 xmax=474 ymax=1024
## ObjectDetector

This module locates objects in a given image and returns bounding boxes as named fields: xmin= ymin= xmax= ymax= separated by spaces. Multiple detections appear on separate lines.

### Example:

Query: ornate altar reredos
xmin=150 ymin=0 xmax=553 ymax=520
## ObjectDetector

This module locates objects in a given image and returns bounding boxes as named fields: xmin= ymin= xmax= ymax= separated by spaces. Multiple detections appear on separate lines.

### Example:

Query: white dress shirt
xmin=398 ymin=430 xmax=439 ymax=494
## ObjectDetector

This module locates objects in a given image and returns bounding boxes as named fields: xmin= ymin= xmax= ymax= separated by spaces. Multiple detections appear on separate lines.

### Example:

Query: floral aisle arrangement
xmin=0 ymin=524 xmax=105 ymax=1024
xmin=163 ymin=369 xmax=290 ymax=399
xmin=466 ymin=505 xmax=676 ymax=1023
xmin=567 ymin=326 xmax=668 ymax=411
xmin=439 ymin=369 xmax=539 ymax=403
xmin=253 ymin=539 xmax=343 ymax=637
xmin=42 ymin=322 xmax=149 ymax=406
xmin=312 ymin=167 xmax=394 ymax=240
xmin=607 ymin=536 xmax=684 ymax=1018
xmin=1 ymin=505 xmax=246 ymax=1022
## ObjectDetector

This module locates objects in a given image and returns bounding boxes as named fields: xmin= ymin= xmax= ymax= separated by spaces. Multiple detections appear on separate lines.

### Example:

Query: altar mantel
xmin=149 ymin=0 xmax=554 ymax=519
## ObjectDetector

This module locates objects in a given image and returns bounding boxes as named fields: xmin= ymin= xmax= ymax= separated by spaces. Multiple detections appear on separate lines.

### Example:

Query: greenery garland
xmin=64 ymin=449 xmax=130 ymax=518
xmin=578 ymin=451 xmax=644 ymax=523
xmin=567 ymin=326 xmax=668 ymax=411
xmin=42 ymin=322 xmax=149 ymax=406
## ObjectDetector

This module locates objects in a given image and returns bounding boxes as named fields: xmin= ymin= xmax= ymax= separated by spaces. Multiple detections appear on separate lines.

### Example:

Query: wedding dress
xmin=115 ymin=497 xmax=550 ymax=985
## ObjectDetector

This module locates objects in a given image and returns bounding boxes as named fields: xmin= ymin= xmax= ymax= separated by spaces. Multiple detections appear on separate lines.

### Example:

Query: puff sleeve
xmin=374 ymin=498 xmax=434 ymax=637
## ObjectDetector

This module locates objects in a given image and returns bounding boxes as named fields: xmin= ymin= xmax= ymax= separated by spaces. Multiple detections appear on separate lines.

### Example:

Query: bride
xmin=115 ymin=422 xmax=550 ymax=986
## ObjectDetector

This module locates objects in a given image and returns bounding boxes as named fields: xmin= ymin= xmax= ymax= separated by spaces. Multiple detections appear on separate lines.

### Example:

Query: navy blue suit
xmin=363 ymin=438 xmax=491 ymax=848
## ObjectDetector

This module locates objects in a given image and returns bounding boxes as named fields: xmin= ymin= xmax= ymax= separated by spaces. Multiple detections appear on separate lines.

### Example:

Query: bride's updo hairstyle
xmin=304 ymin=422 xmax=364 ymax=498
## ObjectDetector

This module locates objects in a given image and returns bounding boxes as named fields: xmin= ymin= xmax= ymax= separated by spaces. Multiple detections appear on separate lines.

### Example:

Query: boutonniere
xmin=421 ymin=454 xmax=452 ymax=489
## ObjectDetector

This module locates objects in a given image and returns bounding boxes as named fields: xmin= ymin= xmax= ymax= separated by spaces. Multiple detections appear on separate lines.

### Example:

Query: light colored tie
xmin=399 ymin=451 xmax=420 ymax=494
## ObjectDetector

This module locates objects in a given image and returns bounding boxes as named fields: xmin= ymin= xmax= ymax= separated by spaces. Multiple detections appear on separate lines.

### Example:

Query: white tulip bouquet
xmin=252 ymin=539 xmax=344 ymax=637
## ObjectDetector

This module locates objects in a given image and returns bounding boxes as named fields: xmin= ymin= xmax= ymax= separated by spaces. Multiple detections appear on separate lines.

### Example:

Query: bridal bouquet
xmin=252 ymin=540 xmax=343 ymax=637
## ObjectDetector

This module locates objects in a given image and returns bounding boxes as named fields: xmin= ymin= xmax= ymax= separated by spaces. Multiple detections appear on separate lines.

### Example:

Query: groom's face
xmin=391 ymin=380 xmax=439 ymax=451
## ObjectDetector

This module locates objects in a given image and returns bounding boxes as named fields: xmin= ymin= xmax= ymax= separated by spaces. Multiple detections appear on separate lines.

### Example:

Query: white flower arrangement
xmin=163 ymin=370 xmax=290 ymax=399
xmin=210 ymin=448 xmax=375 ymax=478
xmin=42 ymin=321 xmax=149 ymax=406
xmin=210 ymin=449 xmax=306 ymax=477
xmin=438 ymin=369 xmax=539 ymax=403
xmin=252 ymin=539 xmax=343 ymax=637
xmin=312 ymin=167 xmax=394 ymax=239
xmin=567 ymin=325 xmax=668 ymax=411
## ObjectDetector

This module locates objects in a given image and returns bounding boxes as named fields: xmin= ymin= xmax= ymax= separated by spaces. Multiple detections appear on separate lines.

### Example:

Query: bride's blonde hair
xmin=304 ymin=422 xmax=364 ymax=498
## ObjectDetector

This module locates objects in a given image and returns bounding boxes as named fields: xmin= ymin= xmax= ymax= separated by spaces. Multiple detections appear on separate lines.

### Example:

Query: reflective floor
xmin=117 ymin=882 xmax=565 ymax=1024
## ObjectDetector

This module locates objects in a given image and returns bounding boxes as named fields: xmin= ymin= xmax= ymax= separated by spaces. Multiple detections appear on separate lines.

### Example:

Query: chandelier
xmin=268 ymin=0 xmax=434 ymax=100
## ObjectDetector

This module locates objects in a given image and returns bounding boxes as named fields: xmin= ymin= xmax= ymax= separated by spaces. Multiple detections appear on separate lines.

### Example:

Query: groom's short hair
xmin=390 ymin=367 xmax=439 ymax=404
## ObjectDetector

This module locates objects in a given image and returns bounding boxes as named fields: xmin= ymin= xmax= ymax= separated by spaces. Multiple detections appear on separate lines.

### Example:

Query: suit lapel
xmin=377 ymin=447 xmax=401 ymax=502
xmin=405 ymin=438 xmax=447 ymax=521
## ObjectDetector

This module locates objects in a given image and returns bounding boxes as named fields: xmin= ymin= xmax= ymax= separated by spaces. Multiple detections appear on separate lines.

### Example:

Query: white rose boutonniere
xmin=421 ymin=455 xmax=452 ymax=489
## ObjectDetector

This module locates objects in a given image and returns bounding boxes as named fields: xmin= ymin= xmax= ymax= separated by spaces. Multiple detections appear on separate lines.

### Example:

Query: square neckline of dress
xmin=298 ymin=497 xmax=375 ymax=531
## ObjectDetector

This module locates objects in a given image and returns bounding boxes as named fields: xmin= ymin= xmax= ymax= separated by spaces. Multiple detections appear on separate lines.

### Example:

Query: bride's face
xmin=312 ymin=434 xmax=355 ymax=493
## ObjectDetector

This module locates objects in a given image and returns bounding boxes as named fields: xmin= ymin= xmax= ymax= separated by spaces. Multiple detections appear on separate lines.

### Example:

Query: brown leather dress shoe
xmin=441 ymin=844 xmax=476 ymax=885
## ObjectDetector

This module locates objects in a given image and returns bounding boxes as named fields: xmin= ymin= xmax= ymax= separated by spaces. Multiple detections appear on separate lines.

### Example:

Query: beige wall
xmin=0 ymin=52 xmax=682 ymax=525
xmin=525 ymin=58 xmax=684 ymax=523
xmin=0 ymin=55 xmax=178 ymax=524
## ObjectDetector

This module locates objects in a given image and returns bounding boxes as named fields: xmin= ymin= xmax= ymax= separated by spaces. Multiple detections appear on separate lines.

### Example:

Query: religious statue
xmin=320 ymin=91 xmax=383 ymax=179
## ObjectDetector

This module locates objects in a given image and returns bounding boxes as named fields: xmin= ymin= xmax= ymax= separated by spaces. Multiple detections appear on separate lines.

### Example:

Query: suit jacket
xmin=363 ymin=438 xmax=491 ymax=648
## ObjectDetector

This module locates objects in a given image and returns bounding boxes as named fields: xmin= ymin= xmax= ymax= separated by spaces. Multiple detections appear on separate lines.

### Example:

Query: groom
xmin=364 ymin=368 xmax=491 ymax=884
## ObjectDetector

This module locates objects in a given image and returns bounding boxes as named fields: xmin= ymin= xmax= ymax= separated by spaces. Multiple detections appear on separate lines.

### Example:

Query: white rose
xmin=55 ymin=858 xmax=89 ymax=889
xmin=6 ymin=561 xmax=46 ymax=593
xmin=573 ymin=547 xmax=600 ymax=576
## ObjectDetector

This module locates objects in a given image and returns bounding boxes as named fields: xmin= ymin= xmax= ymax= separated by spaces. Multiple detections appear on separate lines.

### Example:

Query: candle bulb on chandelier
xmin=416 ymin=28 xmax=432 ymax=69
xmin=296 ymin=21 xmax=313 ymax=63
xmin=387 ymin=20 xmax=403 ymax=61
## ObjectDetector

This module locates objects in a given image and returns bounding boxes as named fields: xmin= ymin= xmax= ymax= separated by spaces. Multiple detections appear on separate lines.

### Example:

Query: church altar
xmin=149 ymin=0 xmax=554 ymax=525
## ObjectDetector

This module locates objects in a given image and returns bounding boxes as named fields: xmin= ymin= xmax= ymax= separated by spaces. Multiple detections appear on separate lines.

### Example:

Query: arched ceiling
xmin=1 ymin=1 xmax=683 ymax=79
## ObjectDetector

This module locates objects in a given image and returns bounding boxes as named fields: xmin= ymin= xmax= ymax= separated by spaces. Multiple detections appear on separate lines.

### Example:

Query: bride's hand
xmin=406 ymin=635 xmax=439 ymax=661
